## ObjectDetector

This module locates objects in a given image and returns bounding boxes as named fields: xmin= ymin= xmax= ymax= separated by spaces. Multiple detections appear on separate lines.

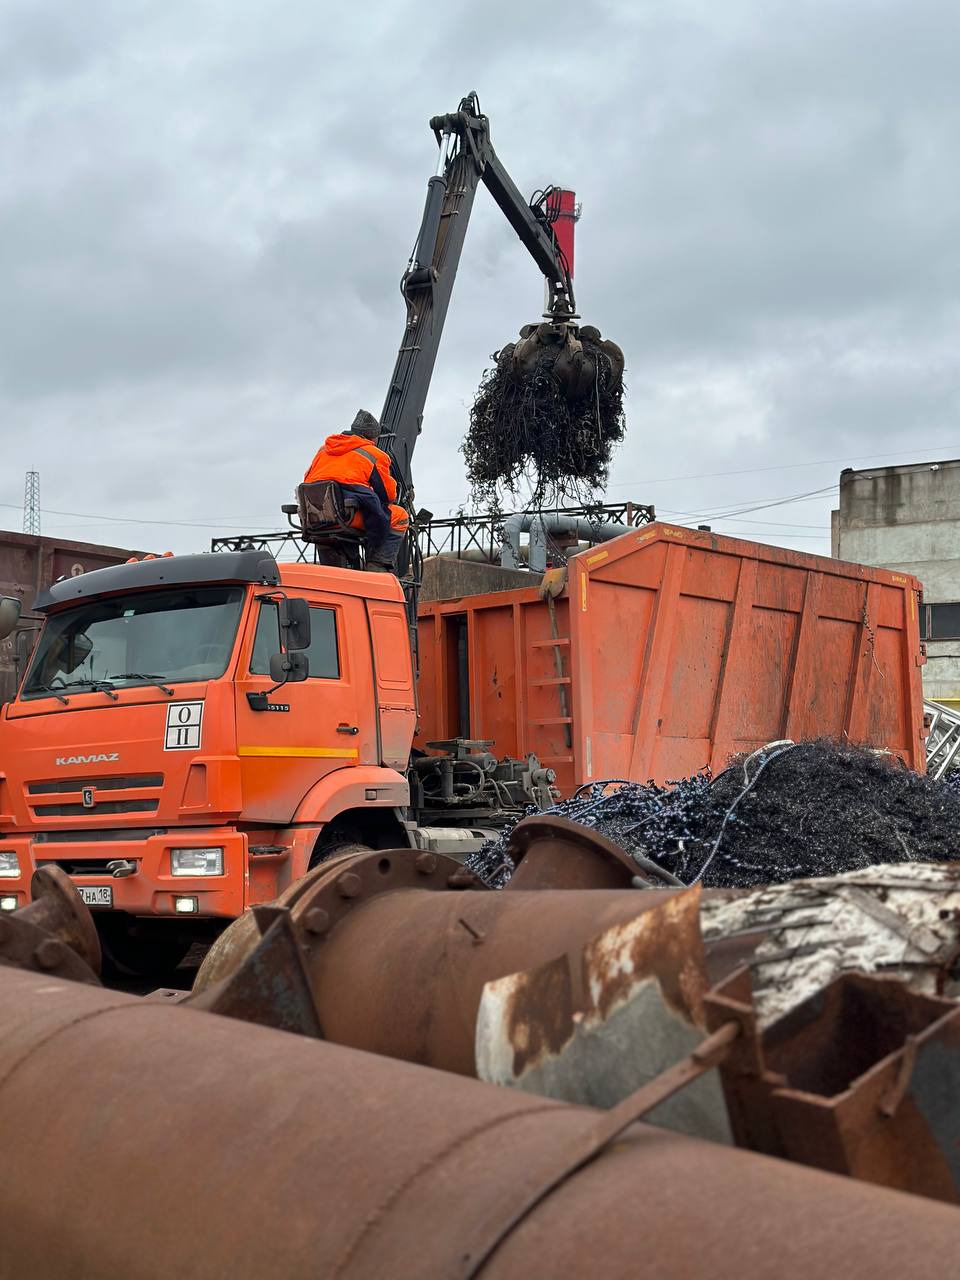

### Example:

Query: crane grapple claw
xmin=465 ymin=320 xmax=626 ymax=506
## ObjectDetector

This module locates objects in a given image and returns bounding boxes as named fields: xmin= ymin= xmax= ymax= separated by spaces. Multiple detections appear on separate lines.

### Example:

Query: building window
xmin=924 ymin=603 xmax=960 ymax=641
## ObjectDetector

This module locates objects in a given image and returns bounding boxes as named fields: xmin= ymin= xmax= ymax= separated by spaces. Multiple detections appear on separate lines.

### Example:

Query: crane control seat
xmin=284 ymin=481 xmax=365 ymax=568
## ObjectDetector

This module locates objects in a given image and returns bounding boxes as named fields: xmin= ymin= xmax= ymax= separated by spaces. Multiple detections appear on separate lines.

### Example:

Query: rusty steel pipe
xmin=303 ymin=886 xmax=694 ymax=1075
xmin=194 ymin=848 xmax=686 ymax=1075
xmin=2 ymin=965 xmax=959 ymax=1280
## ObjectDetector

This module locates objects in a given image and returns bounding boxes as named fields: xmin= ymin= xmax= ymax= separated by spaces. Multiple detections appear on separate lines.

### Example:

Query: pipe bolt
xmin=33 ymin=938 xmax=65 ymax=970
xmin=336 ymin=872 xmax=362 ymax=900
xmin=303 ymin=908 xmax=331 ymax=936
xmin=415 ymin=852 xmax=438 ymax=875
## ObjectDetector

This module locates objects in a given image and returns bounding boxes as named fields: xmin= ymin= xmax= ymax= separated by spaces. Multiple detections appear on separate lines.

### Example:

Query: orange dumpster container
xmin=417 ymin=523 xmax=926 ymax=791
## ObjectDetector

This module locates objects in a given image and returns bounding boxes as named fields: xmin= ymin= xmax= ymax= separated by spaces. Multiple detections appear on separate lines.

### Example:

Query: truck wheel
xmin=308 ymin=840 xmax=371 ymax=870
xmin=97 ymin=918 xmax=194 ymax=978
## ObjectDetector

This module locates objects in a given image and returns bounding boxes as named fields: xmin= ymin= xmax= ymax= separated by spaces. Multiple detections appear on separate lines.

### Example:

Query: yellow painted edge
xmin=580 ymin=573 xmax=588 ymax=613
xmin=238 ymin=746 xmax=359 ymax=759
xmin=585 ymin=549 xmax=609 ymax=565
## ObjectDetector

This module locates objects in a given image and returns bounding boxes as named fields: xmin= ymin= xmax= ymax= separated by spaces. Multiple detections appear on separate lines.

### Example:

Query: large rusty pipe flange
xmin=504 ymin=814 xmax=671 ymax=889
xmin=0 ymin=866 xmax=101 ymax=983
xmin=194 ymin=847 xmax=471 ymax=993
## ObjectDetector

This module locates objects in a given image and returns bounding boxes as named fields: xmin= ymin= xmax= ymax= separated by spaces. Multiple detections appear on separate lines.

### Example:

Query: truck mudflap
xmin=0 ymin=827 xmax=249 ymax=918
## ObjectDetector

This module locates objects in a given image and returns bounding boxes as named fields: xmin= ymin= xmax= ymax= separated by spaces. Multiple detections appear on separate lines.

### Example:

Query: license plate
xmin=78 ymin=885 xmax=113 ymax=908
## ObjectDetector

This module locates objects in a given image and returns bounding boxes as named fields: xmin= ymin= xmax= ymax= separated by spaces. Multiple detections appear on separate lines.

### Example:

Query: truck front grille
xmin=25 ymin=774 xmax=165 ymax=819
xmin=33 ymin=828 xmax=162 ymax=844
xmin=32 ymin=799 xmax=158 ymax=818
xmin=28 ymin=775 xmax=163 ymax=795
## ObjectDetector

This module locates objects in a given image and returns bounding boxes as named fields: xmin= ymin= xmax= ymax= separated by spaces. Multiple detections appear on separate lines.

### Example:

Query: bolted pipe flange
xmin=194 ymin=847 xmax=482 ymax=996
xmin=303 ymin=908 xmax=330 ymax=936
xmin=336 ymin=872 xmax=363 ymax=900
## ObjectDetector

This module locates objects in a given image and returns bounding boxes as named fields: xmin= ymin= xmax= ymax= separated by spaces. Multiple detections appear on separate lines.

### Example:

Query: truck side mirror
xmin=269 ymin=651 xmax=310 ymax=684
xmin=0 ymin=597 xmax=21 ymax=642
xmin=278 ymin=598 xmax=311 ymax=651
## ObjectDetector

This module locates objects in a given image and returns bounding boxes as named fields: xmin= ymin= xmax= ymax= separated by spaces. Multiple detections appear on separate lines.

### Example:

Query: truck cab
xmin=0 ymin=551 xmax=415 ymax=969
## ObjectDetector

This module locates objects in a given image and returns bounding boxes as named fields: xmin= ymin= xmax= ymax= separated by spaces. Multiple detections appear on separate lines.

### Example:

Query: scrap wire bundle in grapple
xmin=463 ymin=321 xmax=626 ymax=505
xmin=469 ymin=741 xmax=960 ymax=889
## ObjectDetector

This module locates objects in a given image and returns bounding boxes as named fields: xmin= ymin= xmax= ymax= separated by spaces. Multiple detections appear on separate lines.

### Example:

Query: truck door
xmin=234 ymin=594 xmax=377 ymax=822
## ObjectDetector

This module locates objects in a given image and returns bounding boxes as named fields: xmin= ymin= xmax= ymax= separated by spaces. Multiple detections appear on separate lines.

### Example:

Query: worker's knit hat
xmin=350 ymin=410 xmax=380 ymax=440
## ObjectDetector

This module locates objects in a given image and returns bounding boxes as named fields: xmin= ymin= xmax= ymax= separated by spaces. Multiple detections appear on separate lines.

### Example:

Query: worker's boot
xmin=365 ymin=561 xmax=394 ymax=574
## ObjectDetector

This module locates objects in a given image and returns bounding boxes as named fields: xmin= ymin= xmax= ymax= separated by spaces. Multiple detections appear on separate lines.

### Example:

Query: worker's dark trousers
xmin=339 ymin=485 xmax=391 ymax=561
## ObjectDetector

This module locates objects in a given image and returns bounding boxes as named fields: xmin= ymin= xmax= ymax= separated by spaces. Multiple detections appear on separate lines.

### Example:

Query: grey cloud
xmin=2 ymin=0 xmax=958 ymax=561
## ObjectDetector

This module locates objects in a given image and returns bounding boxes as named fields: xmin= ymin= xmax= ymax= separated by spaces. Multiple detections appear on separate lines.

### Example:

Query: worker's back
xmin=304 ymin=433 xmax=396 ymax=500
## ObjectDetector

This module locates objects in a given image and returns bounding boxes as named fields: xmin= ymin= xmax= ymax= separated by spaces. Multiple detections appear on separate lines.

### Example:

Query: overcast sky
xmin=3 ymin=0 xmax=959 ymax=557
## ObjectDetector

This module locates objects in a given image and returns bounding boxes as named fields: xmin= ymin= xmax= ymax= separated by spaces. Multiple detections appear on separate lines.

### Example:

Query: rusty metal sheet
xmin=2 ymin=964 xmax=960 ymax=1279
xmin=707 ymin=970 xmax=960 ymax=1205
xmin=476 ymin=885 xmax=731 ymax=1142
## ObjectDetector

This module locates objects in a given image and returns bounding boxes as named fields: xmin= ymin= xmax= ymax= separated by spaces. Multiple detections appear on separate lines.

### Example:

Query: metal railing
xmin=211 ymin=500 xmax=656 ymax=564
xmin=925 ymin=700 xmax=960 ymax=779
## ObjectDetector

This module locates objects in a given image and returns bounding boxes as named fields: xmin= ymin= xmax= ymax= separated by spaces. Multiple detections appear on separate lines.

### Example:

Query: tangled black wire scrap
xmin=463 ymin=333 xmax=626 ymax=508
xmin=466 ymin=740 xmax=960 ymax=890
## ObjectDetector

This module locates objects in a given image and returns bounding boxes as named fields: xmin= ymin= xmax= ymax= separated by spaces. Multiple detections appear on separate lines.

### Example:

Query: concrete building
xmin=831 ymin=458 xmax=960 ymax=705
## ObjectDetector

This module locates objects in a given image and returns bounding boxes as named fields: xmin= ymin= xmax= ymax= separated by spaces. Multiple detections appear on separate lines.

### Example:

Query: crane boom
xmin=378 ymin=93 xmax=575 ymax=500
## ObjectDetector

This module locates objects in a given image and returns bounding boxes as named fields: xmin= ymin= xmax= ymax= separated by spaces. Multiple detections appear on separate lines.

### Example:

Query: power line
xmin=604 ymin=440 xmax=960 ymax=490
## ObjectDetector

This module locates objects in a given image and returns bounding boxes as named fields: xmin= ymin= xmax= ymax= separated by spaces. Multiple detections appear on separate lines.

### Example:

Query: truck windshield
xmin=21 ymin=586 xmax=245 ymax=699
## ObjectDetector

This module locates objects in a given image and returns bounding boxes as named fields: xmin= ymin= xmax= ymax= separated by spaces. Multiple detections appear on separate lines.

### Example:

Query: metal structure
xmin=210 ymin=501 xmax=656 ymax=565
xmin=21 ymin=470 xmax=40 ymax=536
xmin=419 ymin=501 xmax=655 ymax=563
xmin=925 ymin=699 xmax=960 ymax=778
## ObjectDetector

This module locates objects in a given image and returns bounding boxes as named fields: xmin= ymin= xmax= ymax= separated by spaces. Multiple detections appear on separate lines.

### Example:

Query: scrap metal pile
xmin=469 ymin=740 xmax=960 ymax=888
xmin=463 ymin=320 xmax=626 ymax=505
xmin=5 ymin=839 xmax=960 ymax=1274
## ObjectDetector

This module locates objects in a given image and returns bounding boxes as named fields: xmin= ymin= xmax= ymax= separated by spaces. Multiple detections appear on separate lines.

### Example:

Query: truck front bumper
xmin=0 ymin=828 xmax=249 ymax=918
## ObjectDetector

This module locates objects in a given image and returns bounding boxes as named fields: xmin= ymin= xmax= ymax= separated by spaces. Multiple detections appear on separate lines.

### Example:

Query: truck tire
xmin=308 ymin=840 xmax=371 ymax=870
xmin=97 ymin=917 xmax=194 ymax=979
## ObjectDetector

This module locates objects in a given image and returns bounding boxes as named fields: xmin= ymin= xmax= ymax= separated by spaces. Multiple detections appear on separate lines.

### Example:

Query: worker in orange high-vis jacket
xmin=304 ymin=410 xmax=407 ymax=572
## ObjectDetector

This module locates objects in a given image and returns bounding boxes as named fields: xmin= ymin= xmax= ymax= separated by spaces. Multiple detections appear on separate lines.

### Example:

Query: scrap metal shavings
xmin=463 ymin=326 xmax=625 ymax=508
xmin=467 ymin=742 xmax=960 ymax=890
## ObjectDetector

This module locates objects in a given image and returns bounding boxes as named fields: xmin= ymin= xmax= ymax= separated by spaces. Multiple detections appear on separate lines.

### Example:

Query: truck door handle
xmin=337 ymin=724 xmax=359 ymax=735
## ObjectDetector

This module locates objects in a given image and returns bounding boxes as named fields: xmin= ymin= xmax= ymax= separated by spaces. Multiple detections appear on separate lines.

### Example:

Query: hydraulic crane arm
xmin=378 ymin=93 xmax=576 ymax=499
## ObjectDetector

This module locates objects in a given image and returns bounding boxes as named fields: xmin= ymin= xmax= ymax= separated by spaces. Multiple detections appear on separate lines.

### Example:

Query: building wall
xmin=0 ymin=531 xmax=148 ymax=703
xmin=833 ymin=459 xmax=960 ymax=704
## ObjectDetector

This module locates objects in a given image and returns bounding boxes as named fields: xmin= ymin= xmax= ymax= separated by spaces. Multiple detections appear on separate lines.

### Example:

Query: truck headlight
xmin=0 ymin=851 xmax=20 ymax=879
xmin=170 ymin=847 xmax=224 ymax=877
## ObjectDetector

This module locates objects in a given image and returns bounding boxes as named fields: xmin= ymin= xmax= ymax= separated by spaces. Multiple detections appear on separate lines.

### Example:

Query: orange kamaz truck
xmin=0 ymin=550 xmax=553 ymax=970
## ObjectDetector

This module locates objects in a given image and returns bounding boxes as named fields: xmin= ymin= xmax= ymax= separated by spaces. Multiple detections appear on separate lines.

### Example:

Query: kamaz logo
xmin=55 ymin=753 xmax=120 ymax=766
